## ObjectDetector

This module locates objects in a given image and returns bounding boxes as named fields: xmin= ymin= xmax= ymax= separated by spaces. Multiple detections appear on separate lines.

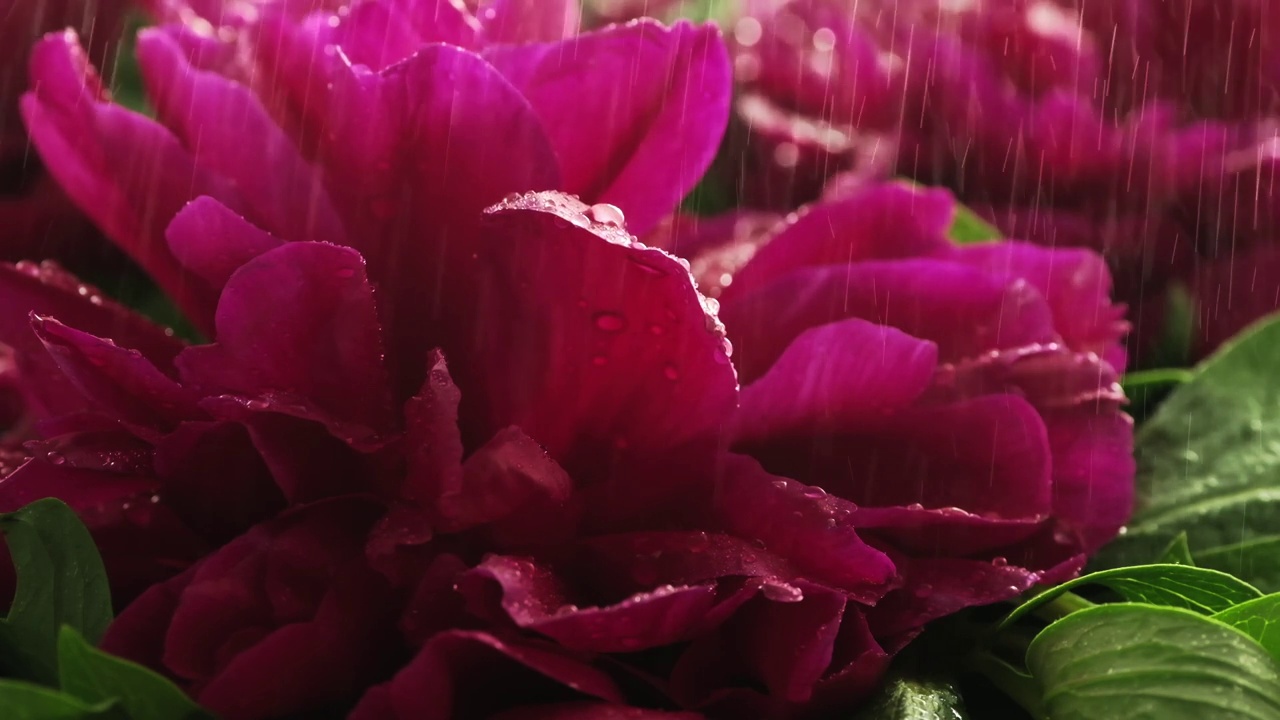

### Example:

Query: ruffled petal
xmin=483 ymin=20 xmax=731 ymax=234
xmin=477 ymin=0 xmax=580 ymax=44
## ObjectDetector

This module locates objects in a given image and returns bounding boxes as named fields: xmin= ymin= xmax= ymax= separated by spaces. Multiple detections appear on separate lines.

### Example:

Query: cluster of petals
xmin=0 ymin=0 xmax=1134 ymax=717
xmin=731 ymin=0 xmax=1280 ymax=358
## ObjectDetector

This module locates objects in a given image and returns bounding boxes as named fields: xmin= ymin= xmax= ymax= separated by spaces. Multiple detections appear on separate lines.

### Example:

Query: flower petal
xmin=22 ymin=31 xmax=229 ymax=330
xmin=165 ymin=197 xmax=285 ymax=292
xmin=483 ymin=20 xmax=731 ymax=235
xmin=733 ymin=318 xmax=938 ymax=443
xmin=720 ymin=183 xmax=954 ymax=304
xmin=176 ymin=242 xmax=394 ymax=434
xmin=478 ymin=0 xmax=580 ymax=44
xmin=468 ymin=192 xmax=737 ymax=461
xmin=136 ymin=25 xmax=345 ymax=245
xmin=711 ymin=455 xmax=895 ymax=602
xmin=350 ymin=631 xmax=623 ymax=720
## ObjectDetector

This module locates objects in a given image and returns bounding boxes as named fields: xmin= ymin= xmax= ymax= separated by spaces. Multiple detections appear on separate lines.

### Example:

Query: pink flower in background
xmin=727 ymin=0 xmax=1280 ymax=361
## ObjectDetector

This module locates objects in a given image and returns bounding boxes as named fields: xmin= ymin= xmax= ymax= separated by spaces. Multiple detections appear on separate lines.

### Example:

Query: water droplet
xmin=761 ymin=582 xmax=804 ymax=603
xmin=46 ymin=452 xmax=65 ymax=466
xmin=743 ymin=553 xmax=758 ymax=563
xmin=593 ymin=312 xmax=627 ymax=332
xmin=663 ymin=364 xmax=680 ymax=381
xmin=568 ymin=213 xmax=592 ymax=229
xmin=905 ymin=503 xmax=925 ymax=511
xmin=587 ymin=203 xmax=626 ymax=228
xmin=991 ymin=556 xmax=1008 ymax=567
xmin=803 ymin=486 xmax=827 ymax=498
xmin=246 ymin=399 xmax=270 ymax=411
xmin=771 ymin=479 xmax=789 ymax=490
xmin=502 ymin=192 xmax=522 ymax=203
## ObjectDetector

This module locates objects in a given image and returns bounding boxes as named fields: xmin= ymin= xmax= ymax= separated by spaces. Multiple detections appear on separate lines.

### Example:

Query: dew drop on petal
xmin=663 ymin=363 xmax=680 ymax=381
xmin=991 ymin=556 xmax=1008 ymax=567
xmin=803 ymin=485 xmax=827 ymax=498
xmin=46 ymin=452 xmax=65 ymax=466
xmin=587 ymin=203 xmax=626 ymax=228
xmin=593 ymin=312 xmax=627 ymax=332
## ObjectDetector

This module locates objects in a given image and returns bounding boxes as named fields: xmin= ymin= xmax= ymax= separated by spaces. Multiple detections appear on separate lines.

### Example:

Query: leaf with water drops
xmin=1000 ymin=564 xmax=1260 ymax=630
xmin=852 ymin=672 xmax=968 ymax=720
xmin=0 ymin=499 xmax=113 ymax=684
xmin=1213 ymin=594 xmax=1280 ymax=663
xmin=1027 ymin=604 xmax=1280 ymax=720
xmin=1092 ymin=314 xmax=1280 ymax=591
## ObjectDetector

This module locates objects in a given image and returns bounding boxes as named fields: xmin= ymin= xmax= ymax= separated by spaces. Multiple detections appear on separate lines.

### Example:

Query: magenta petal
xmin=435 ymin=426 xmax=573 ymax=533
xmin=720 ymin=184 xmax=955 ymax=304
xmin=866 ymin=557 xmax=1041 ymax=637
xmin=176 ymin=242 xmax=394 ymax=434
xmin=744 ymin=396 xmax=1054 ymax=522
xmin=734 ymin=319 xmax=938 ymax=443
xmin=0 ymin=261 xmax=187 ymax=418
xmin=30 ymin=315 xmax=201 ymax=433
xmin=352 ymin=631 xmax=624 ymax=720
xmin=313 ymin=44 xmax=560 ymax=397
xmin=478 ymin=0 xmax=580 ymax=43
xmin=21 ymin=32 xmax=228 ymax=330
xmin=328 ymin=2 xmax=430 ymax=72
xmin=723 ymin=259 xmax=1058 ymax=380
xmin=387 ymin=0 xmax=481 ymax=46
xmin=165 ymin=197 xmax=285 ymax=292
xmin=460 ymin=554 xmax=720 ymax=653
xmin=951 ymin=242 xmax=1129 ymax=370
xmin=737 ymin=585 xmax=847 ymax=703
xmin=136 ymin=26 xmax=345 ymax=246
xmin=471 ymin=192 xmax=737 ymax=460
xmin=712 ymin=455 xmax=895 ymax=602
xmin=489 ymin=704 xmax=703 ymax=720
xmin=483 ymin=20 xmax=731 ymax=234
xmin=1044 ymin=409 xmax=1135 ymax=552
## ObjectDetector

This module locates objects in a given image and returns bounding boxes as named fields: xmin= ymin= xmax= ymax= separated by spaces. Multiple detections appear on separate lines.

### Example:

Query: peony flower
xmin=668 ymin=179 xmax=1135 ymax=642
xmin=727 ymin=0 xmax=1280 ymax=361
xmin=0 ymin=5 xmax=1133 ymax=719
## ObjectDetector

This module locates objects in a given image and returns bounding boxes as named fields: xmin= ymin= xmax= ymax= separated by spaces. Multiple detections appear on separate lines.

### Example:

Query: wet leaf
xmin=1092 ymin=314 xmax=1280 ymax=591
xmin=853 ymin=672 xmax=968 ymax=719
xmin=0 ymin=500 xmax=113 ymax=683
xmin=1213 ymin=594 xmax=1280 ymax=662
xmin=1028 ymin=604 xmax=1280 ymax=720
xmin=1001 ymin=565 xmax=1260 ymax=629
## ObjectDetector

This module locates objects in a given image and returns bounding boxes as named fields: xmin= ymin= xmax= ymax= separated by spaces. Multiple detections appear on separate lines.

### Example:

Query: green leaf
xmin=852 ymin=673 xmax=969 ymax=719
xmin=1092 ymin=313 xmax=1280 ymax=591
xmin=948 ymin=205 xmax=1002 ymax=244
xmin=1028 ymin=604 xmax=1280 ymax=720
xmin=1157 ymin=533 xmax=1196 ymax=566
xmin=58 ymin=627 xmax=214 ymax=720
xmin=1001 ymin=564 xmax=1260 ymax=629
xmin=0 ymin=500 xmax=113 ymax=683
xmin=0 ymin=680 xmax=121 ymax=719
xmin=1196 ymin=537 xmax=1280 ymax=592
xmin=1121 ymin=368 xmax=1195 ymax=395
xmin=1213 ymin=594 xmax=1280 ymax=662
